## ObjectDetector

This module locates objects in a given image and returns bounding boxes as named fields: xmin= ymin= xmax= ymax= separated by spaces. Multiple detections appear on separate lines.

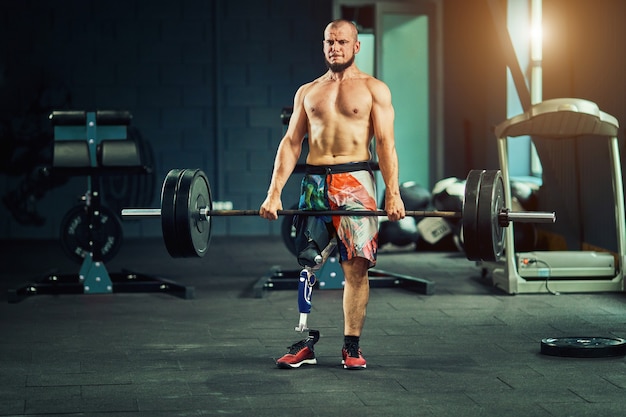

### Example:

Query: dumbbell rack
xmin=8 ymin=111 xmax=193 ymax=303
xmin=483 ymin=98 xmax=625 ymax=294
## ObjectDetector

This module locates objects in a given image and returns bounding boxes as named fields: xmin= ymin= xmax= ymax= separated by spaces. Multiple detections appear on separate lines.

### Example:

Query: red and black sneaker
xmin=276 ymin=330 xmax=320 ymax=369
xmin=342 ymin=342 xmax=367 ymax=370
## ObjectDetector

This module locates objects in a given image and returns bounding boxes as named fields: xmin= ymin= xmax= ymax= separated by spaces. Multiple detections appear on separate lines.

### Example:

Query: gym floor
xmin=1 ymin=237 xmax=625 ymax=417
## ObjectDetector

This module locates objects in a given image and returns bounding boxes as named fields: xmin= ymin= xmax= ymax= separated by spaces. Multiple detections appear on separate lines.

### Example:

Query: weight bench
xmin=8 ymin=110 xmax=193 ymax=302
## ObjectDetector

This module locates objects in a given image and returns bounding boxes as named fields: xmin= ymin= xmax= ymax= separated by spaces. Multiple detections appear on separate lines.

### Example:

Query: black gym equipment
xmin=540 ymin=337 xmax=626 ymax=358
xmin=379 ymin=181 xmax=429 ymax=247
xmin=122 ymin=168 xmax=556 ymax=262
xmin=432 ymin=177 xmax=465 ymax=214
xmin=8 ymin=111 xmax=193 ymax=303
xmin=379 ymin=217 xmax=420 ymax=247
xmin=383 ymin=180 xmax=432 ymax=213
xmin=60 ymin=204 xmax=123 ymax=264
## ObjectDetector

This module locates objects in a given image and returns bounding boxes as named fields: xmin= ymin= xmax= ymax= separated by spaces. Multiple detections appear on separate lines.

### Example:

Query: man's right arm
xmin=260 ymin=84 xmax=309 ymax=220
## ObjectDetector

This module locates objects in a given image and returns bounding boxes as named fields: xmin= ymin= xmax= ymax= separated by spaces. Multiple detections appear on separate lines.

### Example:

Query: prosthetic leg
xmin=275 ymin=240 xmax=336 ymax=368
xmin=295 ymin=240 xmax=337 ymax=332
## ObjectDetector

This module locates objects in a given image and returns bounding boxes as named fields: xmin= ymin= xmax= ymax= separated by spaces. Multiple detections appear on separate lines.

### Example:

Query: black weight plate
xmin=541 ymin=337 xmax=626 ymax=358
xmin=172 ymin=169 xmax=195 ymax=257
xmin=189 ymin=169 xmax=212 ymax=257
xmin=60 ymin=204 xmax=123 ymax=264
xmin=161 ymin=169 xmax=184 ymax=257
xmin=491 ymin=171 xmax=506 ymax=259
xmin=174 ymin=169 xmax=212 ymax=257
xmin=462 ymin=170 xmax=484 ymax=261
xmin=477 ymin=170 xmax=505 ymax=262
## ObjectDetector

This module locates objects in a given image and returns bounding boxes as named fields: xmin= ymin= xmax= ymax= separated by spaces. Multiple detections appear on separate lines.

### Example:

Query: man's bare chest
xmin=304 ymin=83 xmax=372 ymax=120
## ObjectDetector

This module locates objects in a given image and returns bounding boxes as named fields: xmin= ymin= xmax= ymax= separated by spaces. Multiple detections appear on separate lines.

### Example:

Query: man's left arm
xmin=370 ymin=79 xmax=405 ymax=221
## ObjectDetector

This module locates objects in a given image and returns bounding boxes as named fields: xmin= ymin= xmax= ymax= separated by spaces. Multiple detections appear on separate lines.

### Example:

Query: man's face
xmin=323 ymin=24 xmax=360 ymax=73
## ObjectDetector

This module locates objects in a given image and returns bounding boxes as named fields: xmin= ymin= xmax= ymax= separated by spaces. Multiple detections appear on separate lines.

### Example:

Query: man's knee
xmin=341 ymin=257 xmax=370 ymax=282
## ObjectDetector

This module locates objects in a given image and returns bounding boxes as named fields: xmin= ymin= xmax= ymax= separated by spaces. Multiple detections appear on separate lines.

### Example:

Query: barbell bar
xmin=122 ymin=208 xmax=550 ymax=223
xmin=121 ymin=168 xmax=556 ymax=261
xmin=122 ymin=208 xmax=460 ymax=218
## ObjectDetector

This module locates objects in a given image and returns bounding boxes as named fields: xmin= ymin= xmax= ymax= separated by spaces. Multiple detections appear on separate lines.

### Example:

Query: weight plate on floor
xmin=461 ymin=170 xmax=484 ymax=261
xmin=541 ymin=337 xmax=626 ymax=358
xmin=477 ymin=170 xmax=505 ymax=262
xmin=60 ymin=204 xmax=123 ymax=264
xmin=174 ymin=169 xmax=212 ymax=257
xmin=161 ymin=169 xmax=184 ymax=257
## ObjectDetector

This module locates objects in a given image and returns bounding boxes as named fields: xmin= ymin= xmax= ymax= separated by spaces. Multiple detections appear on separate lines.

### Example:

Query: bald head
xmin=324 ymin=19 xmax=358 ymax=42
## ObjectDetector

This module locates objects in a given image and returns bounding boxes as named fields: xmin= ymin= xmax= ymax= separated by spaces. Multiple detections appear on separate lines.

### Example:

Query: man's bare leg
xmin=341 ymin=256 xmax=370 ymax=369
xmin=342 ymin=257 xmax=370 ymax=336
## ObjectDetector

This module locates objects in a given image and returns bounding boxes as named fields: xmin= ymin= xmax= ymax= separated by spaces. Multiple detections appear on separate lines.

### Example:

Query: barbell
xmin=121 ymin=168 xmax=556 ymax=261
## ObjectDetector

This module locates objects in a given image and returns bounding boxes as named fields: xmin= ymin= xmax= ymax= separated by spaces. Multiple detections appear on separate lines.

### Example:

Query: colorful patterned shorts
xmin=298 ymin=162 xmax=378 ymax=267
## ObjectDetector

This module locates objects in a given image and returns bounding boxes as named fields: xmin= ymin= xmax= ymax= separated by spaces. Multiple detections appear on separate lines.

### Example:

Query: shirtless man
xmin=260 ymin=19 xmax=405 ymax=370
